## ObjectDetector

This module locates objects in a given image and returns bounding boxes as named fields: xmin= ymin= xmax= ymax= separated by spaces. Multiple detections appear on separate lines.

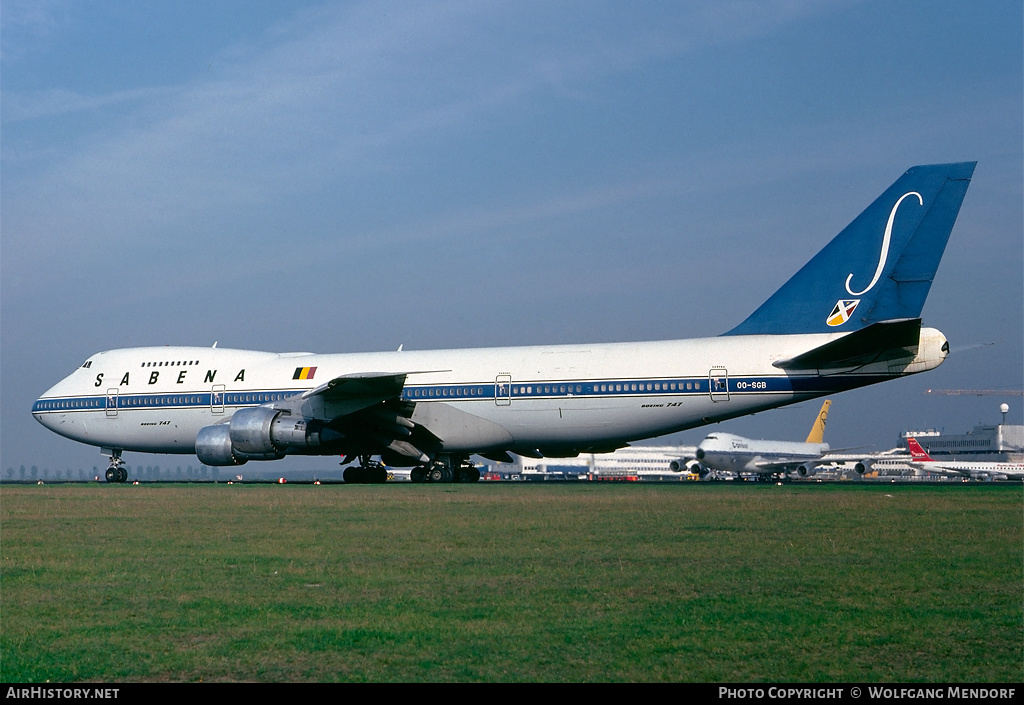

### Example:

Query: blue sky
xmin=3 ymin=0 xmax=1021 ymax=474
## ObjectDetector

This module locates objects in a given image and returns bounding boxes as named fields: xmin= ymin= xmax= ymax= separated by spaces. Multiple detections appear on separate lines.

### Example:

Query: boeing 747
xmin=33 ymin=163 xmax=976 ymax=483
xmin=695 ymin=400 xmax=832 ymax=480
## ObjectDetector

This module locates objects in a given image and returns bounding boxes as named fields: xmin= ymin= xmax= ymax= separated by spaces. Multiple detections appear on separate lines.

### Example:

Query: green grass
xmin=1 ymin=483 xmax=1021 ymax=682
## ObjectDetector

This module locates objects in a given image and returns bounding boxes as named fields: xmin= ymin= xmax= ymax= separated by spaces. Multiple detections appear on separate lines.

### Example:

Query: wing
xmin=271 ymin=370 xmax=449 ymax=464
xmin=300 ymin=371 xmax=412 ymax=416
xmin=747 ymin=458 xmax=820 ymax=473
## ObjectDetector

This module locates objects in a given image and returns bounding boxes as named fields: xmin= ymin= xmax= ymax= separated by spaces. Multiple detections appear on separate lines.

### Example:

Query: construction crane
xmin=924 ymin=389 xmax=1023 ymax=396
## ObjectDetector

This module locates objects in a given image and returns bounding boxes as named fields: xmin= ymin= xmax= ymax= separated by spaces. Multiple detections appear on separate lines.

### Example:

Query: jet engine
xmin=195 ymin=424 xmax=251 ymax=466
xmin=670 ymin=458 xmax=709 ymax=477
xmin=853 ymin=460 xmax=871 ymax=476
xmin=794 ymin=463 xmax=816 ymax=478
xmin=195 ymin=407 xmax=332 ymax=466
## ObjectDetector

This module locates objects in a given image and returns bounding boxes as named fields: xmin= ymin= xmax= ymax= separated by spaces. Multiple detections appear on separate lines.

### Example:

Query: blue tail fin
xmin=725 ymin=162 xmax=975 ymax=336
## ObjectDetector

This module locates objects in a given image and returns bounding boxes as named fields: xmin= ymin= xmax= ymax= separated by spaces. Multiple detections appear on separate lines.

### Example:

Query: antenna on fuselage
xmin=212 ymin=341 xmax=218 ymax=348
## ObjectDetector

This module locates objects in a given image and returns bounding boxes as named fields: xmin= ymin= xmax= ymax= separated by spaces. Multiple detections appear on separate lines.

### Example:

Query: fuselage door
xmin=105 ymin=388 xmax=119 ymax=417
xmin=495 ymin=374 xmax=512 ymax=406
xmin=709 ymin=367 xmax=730 ymax=402
xmin=211 ymin=384 xmax=226 ymax=414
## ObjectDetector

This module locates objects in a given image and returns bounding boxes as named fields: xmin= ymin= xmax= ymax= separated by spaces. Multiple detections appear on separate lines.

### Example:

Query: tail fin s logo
xmin=826 ymin=299 xmax=860 ymax=327
xmin=845 ymin=191 xmax=923 ymax=296
xmin=829 ymin=191 xmax=923 ymax=326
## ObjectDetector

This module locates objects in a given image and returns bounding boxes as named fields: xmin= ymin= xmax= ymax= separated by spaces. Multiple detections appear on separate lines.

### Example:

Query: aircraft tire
xmin=455 ymin=466 xmax=480 ymax=483
xmin=105 ymin=467 xmax=118 ymax=483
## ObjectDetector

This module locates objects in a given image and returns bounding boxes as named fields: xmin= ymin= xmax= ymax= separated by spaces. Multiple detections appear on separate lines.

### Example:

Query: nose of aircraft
xmin=33 ymin=408 xmax=60 ymax=440
xmin=32 ymin=375 xmax=84 ymax=438
xmin=33 ymin=387 xmax=63 ymax=433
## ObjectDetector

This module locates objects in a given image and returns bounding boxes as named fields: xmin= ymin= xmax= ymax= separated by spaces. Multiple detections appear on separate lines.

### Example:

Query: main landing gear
xmin=409 ymin=455 xmax=480 ymax=483
xmin=104 ymin=450 xmax=128 ymax=483
xmin=342 ymin=454 xmax=481 ymax=484
xmin=342 ymin=456 xmax=389 ymax=484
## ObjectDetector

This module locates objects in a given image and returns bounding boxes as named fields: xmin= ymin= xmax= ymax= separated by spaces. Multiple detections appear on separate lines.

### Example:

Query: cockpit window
xmin=81 ymin=361 xmax=92 ymax=369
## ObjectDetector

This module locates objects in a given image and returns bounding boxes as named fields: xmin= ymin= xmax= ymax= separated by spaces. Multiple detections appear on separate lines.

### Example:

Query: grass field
xmin=1 ymin=482 xmax=1021 ymax=682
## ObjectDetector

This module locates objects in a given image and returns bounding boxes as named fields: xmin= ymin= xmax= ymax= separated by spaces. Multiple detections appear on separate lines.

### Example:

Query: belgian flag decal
xmin=293 ymin=366 xmax=317 ymax=380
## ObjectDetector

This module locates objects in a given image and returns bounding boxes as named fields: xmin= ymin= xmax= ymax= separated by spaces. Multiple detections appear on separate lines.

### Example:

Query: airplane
xmin=32 ymin=162 xmax=976 ymax=484
xmin=694 ymin=400 xmax=832 ymax=480
xmin=829 ymin=447 xmax=914 ymax=478
xmin=906 ymin=437 xmax=1024 ymax=480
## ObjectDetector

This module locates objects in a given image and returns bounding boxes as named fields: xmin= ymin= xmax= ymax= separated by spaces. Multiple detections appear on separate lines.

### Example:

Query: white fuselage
xmin=33 ymin=329 xmax=947 ymax=460
xmin=30 ymin=162 xmax=974 ymax=472
xmin=912 ymin=460 xmax=1024 ymax=479
xmin=697 ymin=432 xmax=829 ymax=474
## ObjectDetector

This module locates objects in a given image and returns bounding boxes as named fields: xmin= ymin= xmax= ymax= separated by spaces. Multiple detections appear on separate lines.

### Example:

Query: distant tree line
xmin=2 ymin=464 xmax=222 ymax=482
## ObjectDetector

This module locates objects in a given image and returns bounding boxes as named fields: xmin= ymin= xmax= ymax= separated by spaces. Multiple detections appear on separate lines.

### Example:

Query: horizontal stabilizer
xmin=773 ymin=318 xmax=922 ymax=370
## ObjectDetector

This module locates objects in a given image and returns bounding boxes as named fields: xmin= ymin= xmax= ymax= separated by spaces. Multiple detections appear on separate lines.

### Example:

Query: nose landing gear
xmin=104 ymin=449 xmax=128 ymax=483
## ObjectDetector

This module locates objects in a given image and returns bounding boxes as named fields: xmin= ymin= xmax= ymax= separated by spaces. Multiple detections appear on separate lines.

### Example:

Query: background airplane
xmin=694 ymin=400 xmax=832 ymax=480
xmin=32 ymin=163 xmax=975 ymax=483
xmin=906 ymin=437 xmax=1024 ymax=480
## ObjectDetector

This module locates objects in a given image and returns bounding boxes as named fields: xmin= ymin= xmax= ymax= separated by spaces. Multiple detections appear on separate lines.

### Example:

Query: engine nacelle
xmin=670 ymin=458 xmax=700 ymax=472
xmin=229 ymin=406 xmax=287 ymax=456
xmin=196 ymin=423 xmax=248 ymax=466
xmin=196 ymin=407 xmax=332 ymax=466
xmin=691 ymin=461 xmax=711 ymax=478
xmin=794 ymin=463 xmax=816 ymax=478
xmin=670 ymin=458 xmax=708 ymax=477
xmin=853 ymin=460 xmax=871 ymax=475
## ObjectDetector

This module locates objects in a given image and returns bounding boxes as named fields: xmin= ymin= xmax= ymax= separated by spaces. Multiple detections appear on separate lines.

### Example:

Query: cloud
xmin=1 ymin=86 xmax=174 ymax=123
xmin=0 ymin=0 xmax=70 ymax=61
xmin=2 ymin=2 xmax=835 ymax=283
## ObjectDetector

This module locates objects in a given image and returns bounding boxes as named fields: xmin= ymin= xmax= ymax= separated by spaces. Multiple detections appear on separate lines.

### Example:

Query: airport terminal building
xmin=900 ymin=423 xmax=1023 ymax=462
